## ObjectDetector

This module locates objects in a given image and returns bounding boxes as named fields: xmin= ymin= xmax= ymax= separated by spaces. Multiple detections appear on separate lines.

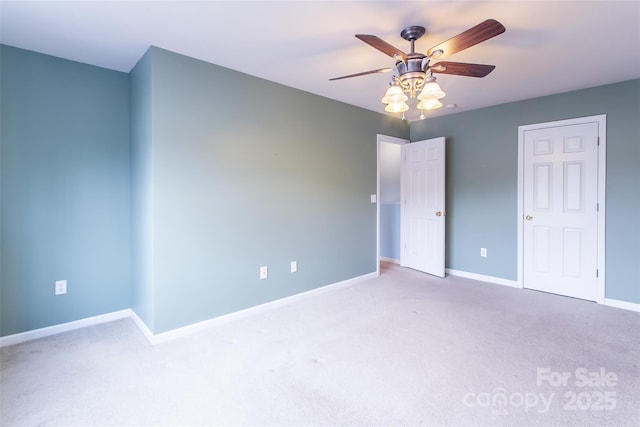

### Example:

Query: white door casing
xmin=401 ymin=137 xmax=446 ymax=277
xmin=518 ymin=115 xmax=606 ymax=302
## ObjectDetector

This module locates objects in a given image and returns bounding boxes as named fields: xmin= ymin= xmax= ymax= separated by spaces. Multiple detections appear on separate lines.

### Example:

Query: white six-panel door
xmin=401 ymin=137 xmax=446 ymax=277
xmin=522 ymin=122 xmax=599 ymax=300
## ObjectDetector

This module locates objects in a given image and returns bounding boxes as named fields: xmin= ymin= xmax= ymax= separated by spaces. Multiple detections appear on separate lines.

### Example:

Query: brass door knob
xmin=436 ymin=211 xmax=444 ymax=217
xmin=525 ymin=214 xmax=533 ymax=221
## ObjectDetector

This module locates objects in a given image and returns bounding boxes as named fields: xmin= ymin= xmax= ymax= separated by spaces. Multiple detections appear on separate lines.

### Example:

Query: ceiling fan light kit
xmin=416 ymin=98 xmax=443 ymax=111
xmin=380 ymin=81 xmax=408 ymax=104
xmin=418 ymin=75 xmax=446 ymax=100
xmin=384 ymin=101 xmax=410 ymax=113
xmin=331 ymin=19 xmax=506 ymax=119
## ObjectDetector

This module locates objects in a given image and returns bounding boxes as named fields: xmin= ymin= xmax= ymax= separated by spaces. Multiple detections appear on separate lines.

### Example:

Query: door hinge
xmin=596 ymin=203 xmax=599 ymax=212
xmin=596 ymin=269 xmax=599 ymax=278
xmin=597 ymin=137 xmax=600 ymax=146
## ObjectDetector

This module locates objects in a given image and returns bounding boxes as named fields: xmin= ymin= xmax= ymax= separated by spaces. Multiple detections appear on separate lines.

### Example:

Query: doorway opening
xmin=377 ymin=135 xmax=408 ymax=275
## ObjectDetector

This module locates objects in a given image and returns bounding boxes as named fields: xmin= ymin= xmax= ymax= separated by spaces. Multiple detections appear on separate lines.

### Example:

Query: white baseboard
xmin=380 ymin=257 xmax=400 ymax=264
xmin=446 ymin=268 xmax=520 ymax=288
xmin=129 ymin=310 xmax=156 ymax=343
xmin=0 ymin=309 xmax=132 ymax=348
xmin=142 ymin=272 xmax=378 ymax=345
xmin=604 ymin=298 xmax=640 ymax=312
xmin=446 ymin=270 xmax=640 ymax=313
xmin=1 ymin=273 xmax=377 ymax=347
xmin=8 ymin=273 xmax=634 ymax=347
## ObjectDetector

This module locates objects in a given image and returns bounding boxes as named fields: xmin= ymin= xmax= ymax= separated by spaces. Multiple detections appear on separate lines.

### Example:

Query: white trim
xmin=604 ymin=298 xmax=640 ymax=313
xmin=447 ymin=269 xmax=640 ymax=313
xmin=376 ymin=134 xmax=409 ymax=277
xmin=446 ymin=268 xmax=520 ymax=288
xmin=1 ymin=273 xmax=378 ymax=347
xmin=3 ymin=274 xmax=637 ymax=348
xmin=380 ymin=256 xmax=400 ymax=264
xmin=596 ymin=116 xmax=607 ymax=304
xmin=138 ymin=272 xmax=378 ymax=345
xmin=129 ymin=310 xmax=155 ymax=343
xmin=0 ymin=309 xmax=132 ymax=348
xmin=517 ymin=114 xmax=606 ymax=302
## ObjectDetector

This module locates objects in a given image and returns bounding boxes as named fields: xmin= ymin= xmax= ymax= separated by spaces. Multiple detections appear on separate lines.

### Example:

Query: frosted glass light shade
xmin=417 ymin=98 xmax=443 ymax=110
xmin=418 ymin=77 xmax=445 ymax=100
xmin=381 ymin=84 xmax=408 ymax=104
xmin=385 ymin=101 xmax=409 ymax=113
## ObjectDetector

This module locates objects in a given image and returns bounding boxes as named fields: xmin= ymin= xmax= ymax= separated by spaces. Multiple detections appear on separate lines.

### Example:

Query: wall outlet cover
xmin=55 ymin=280 xmax=67 ymax=295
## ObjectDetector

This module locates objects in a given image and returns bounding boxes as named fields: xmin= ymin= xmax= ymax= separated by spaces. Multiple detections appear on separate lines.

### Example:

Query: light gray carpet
xmin=2 ymin=262 xmax=639 ymax=426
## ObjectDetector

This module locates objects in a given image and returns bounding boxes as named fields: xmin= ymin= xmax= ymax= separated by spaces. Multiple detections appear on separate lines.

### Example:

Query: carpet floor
xmin=2 ymin=262 xmax=639 ymax=426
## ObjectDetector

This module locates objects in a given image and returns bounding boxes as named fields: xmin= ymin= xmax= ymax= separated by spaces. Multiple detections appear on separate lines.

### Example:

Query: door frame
xmin=376 ymin=134 xmax=409 ymax=276
xmin=516 ymin=114 xmax=606 ymax=303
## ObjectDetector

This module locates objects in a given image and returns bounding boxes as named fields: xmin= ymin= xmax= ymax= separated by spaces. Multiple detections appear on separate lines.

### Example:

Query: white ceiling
xmin=2 ymin=0 xmax=639 ymax=121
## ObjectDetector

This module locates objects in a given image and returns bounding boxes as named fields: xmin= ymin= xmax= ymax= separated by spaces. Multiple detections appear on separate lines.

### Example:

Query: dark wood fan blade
xmin=355 ymin=34 xmax=407 ymax=60
xmin=329 ymin=68 xmax=393 ymax=81
xmin=430 ymin=61 xmax=496 ymax=78
xmin=427 ymin=19 xmax=505 ymax=58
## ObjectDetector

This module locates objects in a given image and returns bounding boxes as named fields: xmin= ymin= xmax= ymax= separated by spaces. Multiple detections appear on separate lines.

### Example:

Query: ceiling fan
xmin=330 ymin=19 xmax=506 ymax=115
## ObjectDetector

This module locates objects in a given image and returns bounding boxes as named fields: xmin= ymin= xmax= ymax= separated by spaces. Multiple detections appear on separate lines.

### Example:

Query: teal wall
xmin=411 ymin=79 xmax=640 ymax=303
xmin=132 ymin=47 xmax=408 ymax=334
xmin=0 ymin=45 xmax=132 ymax=336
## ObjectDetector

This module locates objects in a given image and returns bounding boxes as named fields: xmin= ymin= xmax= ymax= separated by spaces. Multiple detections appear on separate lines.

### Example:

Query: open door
xmin=401 ymin=137 xmax=446 ymax=277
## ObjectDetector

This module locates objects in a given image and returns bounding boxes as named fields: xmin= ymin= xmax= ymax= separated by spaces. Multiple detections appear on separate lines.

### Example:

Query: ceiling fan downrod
xmin=400 ymin=25 xmax=426 ymax=53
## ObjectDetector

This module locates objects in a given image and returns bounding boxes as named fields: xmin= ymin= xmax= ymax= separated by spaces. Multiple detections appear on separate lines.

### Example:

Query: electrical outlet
xmin=55 ymin=280 xmax=67 ymax=295
xmin=480 ymin=248 xmax=487 ymax=257
xmin=290 ymin=261 xmax=298 ymax=273
xmin=259 ymin=266 xmax=268 ymax=280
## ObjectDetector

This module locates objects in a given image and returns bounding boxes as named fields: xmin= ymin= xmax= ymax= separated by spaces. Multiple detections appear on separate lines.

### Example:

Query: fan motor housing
xmin=396 ymin=55 xmax=426 ymax=74
xmin=396 ymin=55 xmax=429 ymax=96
